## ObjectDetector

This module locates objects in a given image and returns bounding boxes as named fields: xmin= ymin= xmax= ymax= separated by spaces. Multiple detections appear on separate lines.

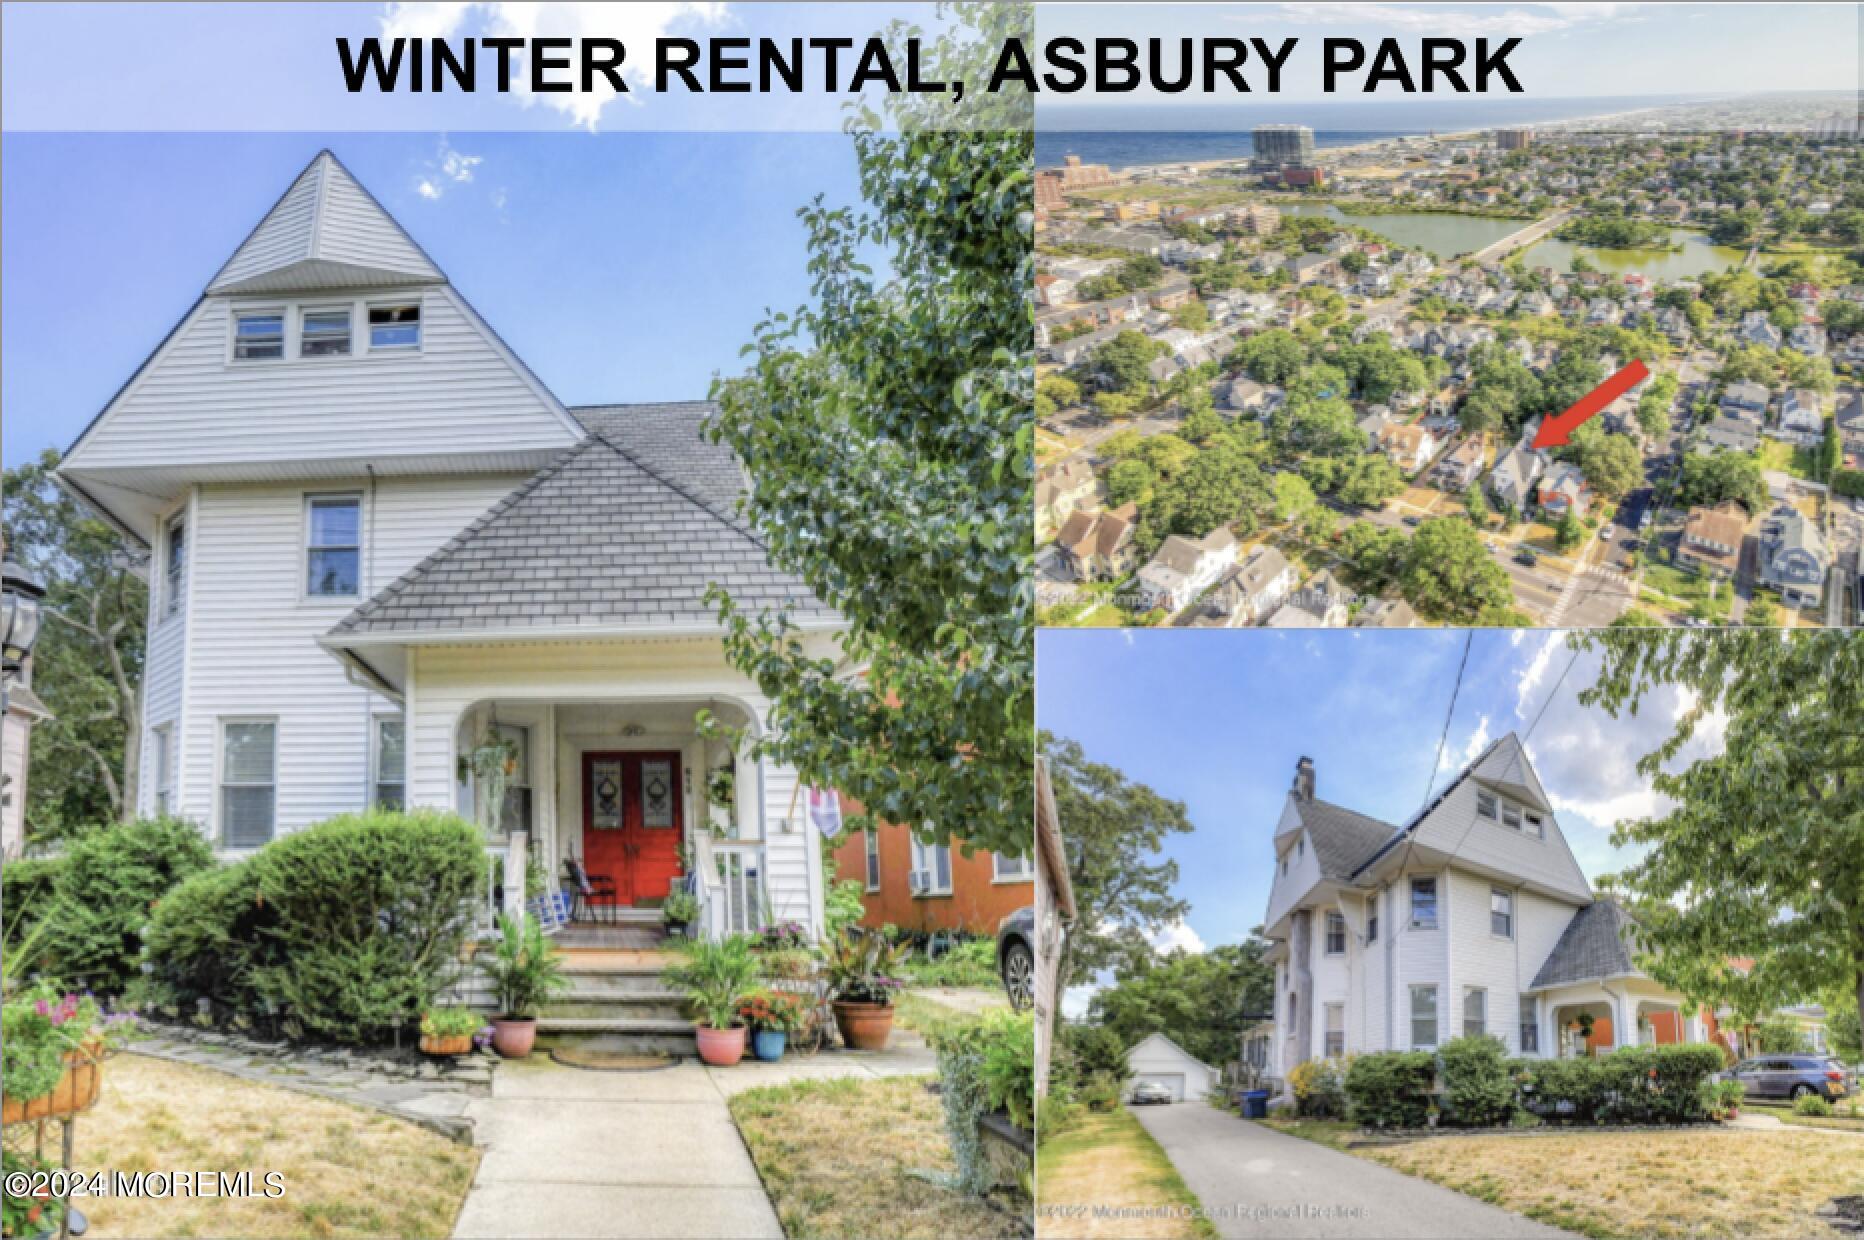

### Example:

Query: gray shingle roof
xmin=1294 ymin=798 xmax=1399 ymax=880
xmin=1529 ymin=899 xmax=1646 ymax=989
xmin=328 ymin=402 xmax=833 ymax=637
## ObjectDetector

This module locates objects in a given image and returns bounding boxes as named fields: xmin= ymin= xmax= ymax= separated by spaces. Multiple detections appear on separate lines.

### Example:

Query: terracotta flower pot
xmin=2 ymin=1043 xmax=104 ymax=1126
xmin=832 ymin=1000 xmax=895 ymax=1052
xmin=696 ymin=1024 xmax=747 ymax=1066
xmin=420 ymin=1032 xmax=474 ymax=1057
xmin=490 ymin=1018 xmax=538 ymax=1059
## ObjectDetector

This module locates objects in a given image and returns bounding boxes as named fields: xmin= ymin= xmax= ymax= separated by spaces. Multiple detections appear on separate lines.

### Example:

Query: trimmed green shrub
xmin=1514 ymin=1045 xmax=1722 ymax=1125
xmin=246 ymin=809 xmax=484 ymax=1044
xmin=1289 ymin=1054 xmax=1352 ymax=1119
xmin=1438 ymin=1035 xmax=1515 ymax=1127
xmin=1061 ymin=1023 xmax=1131 ymax=1087
xmin=1 ymin=856 xmax=66 ymax=943
xmin=1079 ymin=1071 xmax=1123 ymax=1112
xmin=40 ymin=818 xmax=216 ymax=994
xmin=1794 ymin=1094 xmax=1834 ymax=1117
xmin=1344 ymin=1050 xmax=1436 ymax=1129
xmin=135 ymin=860 xmax=273 ymax=1018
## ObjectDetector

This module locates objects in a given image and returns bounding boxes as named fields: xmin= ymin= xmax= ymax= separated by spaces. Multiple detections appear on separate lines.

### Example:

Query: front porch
xmin=1537 ymin=980 xmax=1705 ymax=1058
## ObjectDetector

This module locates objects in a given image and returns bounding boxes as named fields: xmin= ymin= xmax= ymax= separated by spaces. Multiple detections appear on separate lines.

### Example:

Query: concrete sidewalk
xmin=451 ymin=1034 xmax=939 ymax=1239
xmin=1131 ymin=1103 xmax=1569 ymax=1239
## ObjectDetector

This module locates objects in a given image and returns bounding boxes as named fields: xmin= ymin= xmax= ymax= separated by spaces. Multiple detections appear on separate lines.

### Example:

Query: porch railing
xmin=692 ymin=837 xmax=765 ymax=938
xmin=472 ymin=831 xmax=528 ymax=940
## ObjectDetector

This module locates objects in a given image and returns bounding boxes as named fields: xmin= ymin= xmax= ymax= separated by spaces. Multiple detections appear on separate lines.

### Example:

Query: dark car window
xmin=1761 ymin=1059 xmax=1795 ymax=1072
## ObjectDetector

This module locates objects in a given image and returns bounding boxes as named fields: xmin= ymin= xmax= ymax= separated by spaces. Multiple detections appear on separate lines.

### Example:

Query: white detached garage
xmin=1125 ymin=1032 xmax=1220 ymax=1103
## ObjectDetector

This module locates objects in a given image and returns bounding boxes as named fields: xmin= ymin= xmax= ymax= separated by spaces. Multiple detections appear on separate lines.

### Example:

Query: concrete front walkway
xmin=1131 ymin=1103 xmax=1570 ymax=1240
xmin=452 ymin=1033 xmax=938 ymax=1239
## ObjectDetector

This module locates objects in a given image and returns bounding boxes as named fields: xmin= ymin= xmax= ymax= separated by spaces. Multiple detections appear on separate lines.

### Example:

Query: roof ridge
xmin=583 ymin=429 xmax=776 ymax=558
xmin=328 ymin=439 xmax=595 ymax=635
xmin=568 ymin=399 xmax=718 ymax=411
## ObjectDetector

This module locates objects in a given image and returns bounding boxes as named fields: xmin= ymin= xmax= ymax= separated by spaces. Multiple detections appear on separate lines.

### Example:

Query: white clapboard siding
xmin=176 ymin=475 xmax=524 ymax=844
xmin=209 ymin=163 xmax=323 ymax=290
xmin=1393 ymin=868 xmax=1451 ymax=1048
xmin=1410 ymin=740 xmax=1592 ymax=903
xmin=1448 ymin=869 xmax=1525 ymax=1052
xmin=65 ymin=288 xmax=578 ymax=473
xmin=313 ymin=158 xmax=440 ymax=279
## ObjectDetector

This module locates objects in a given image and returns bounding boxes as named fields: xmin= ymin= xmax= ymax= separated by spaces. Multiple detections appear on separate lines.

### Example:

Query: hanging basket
xmin=2 ymin=1042 xmax=104 ymax=1127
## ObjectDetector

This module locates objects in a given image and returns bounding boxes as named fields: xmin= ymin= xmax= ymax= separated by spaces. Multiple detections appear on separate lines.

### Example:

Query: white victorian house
xmin=1262 ymin=736 xmax=1707 ymax=1099
xmin=54 ymin=150 xmax=835 ymax=946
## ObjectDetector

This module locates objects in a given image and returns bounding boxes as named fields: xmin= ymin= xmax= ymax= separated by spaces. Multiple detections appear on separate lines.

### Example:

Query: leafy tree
xmin=1335 ymin=454 xmax=1406 ymax=508
xmin=1171 ymin=301 xmax=1211 ymax=332
xmin=1743 ymin=596 xmax=1780 ymax=628
xmin=1338 ymin=524 xmax=1410 ymax=592
xmin=1040 ymin=733 xmax=1194 ymax=993
xmin=1105 ymin=459 xmax=1155 ymax=508
xmin=1337 ymin=340 xmax=1427 ymax=405
xmin=1678 ymin=451 xmax=1768 ymax=515
xmin=1555 ymin=507 xmax=1584 ymax=553
xmin=1610 ymin=607 xmax=1663 ymax=628
xmin=1094 ymin=390 xmax=1140 ymax=420
xmin=1038 ymin=373 xmax=1081 ymax=411
xmin=1093 ymin=330 xmax=1167 ymax=394
xmin=1099 ymin=429 xmax=1144 ymax=461
xmin=1233 ymin=329 xmax=1306 ymax=385
xmin=703 ymin=5 xmax=1029 ymax=857
xmin=1459 ymin=385 xmax=1515 ymax=436
xmin=1574 ymin=630 xmax=1864 ymax=1048
xmin=1178 ymin=406 xmax=1224 ymax=446
xmin=1136 ymin=434 xmax=1196 ymax=480
xmin=1146 ymin=440 xmax=1270 ymax=540
xmin=1574 ymin=429 xmax=1644 ymax=501
xmin=1462 ymin=485 xmax=1490 ymax=526
xmin=1339 ymin=250 xmax=1369 ymax=276
xmin=1089 ymin=937 xmax=1277 ymax=1069
xmin=1401 ymin=518 xmax=1513 ymax=623
xmin=2 ymin=451 xmax=148 ymax=835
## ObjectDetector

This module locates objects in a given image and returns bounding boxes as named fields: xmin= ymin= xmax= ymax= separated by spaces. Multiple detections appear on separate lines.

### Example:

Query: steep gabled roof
xmin=207 ymin=150 xmax=444 ymax=294
xmin=327 ymin=403 xmax=833 ymax=638
xmin=1529 ymin=898 xmax=1647 ymax=989
xmin=1293 ymin=798 xmax=1399 ymax=881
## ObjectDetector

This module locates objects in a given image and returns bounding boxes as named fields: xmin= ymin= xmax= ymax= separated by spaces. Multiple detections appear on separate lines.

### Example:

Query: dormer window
xmin=1524 ymin=811 xmax=1545 ymax=839
xmin=301 ymin=308 xmax=352 ymax=357
xmin=1476 ymin=789 xmax=1499 ymax=820
xmin=369 ymin=304 xmax=421 ymax=350
xmin=234 ymin=311 xmax=284 ymax=360
xmin=1501 ymin=802 xmax=1523 ymax=831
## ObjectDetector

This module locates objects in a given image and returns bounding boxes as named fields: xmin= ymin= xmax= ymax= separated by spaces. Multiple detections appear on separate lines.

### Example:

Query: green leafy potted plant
xmin=662 ymin=935 xmax=760 ymax=1066
xmin=738 ymin=988 xmax=808 ymax=1062
xmin=823 ymin=927 xmax=908 ymax=1052
xmin=419 ymin=1006 xmax=481 ymax=1057
xmin=1 ymin=981 xmax=135 ymax=1125
xmin=706 ymin=764 xmax=736 ymax=836
xmin=663 ymin=888 xmax=701 ymax=936
xmin=478 ymin=914 xmax=567 ymax=1059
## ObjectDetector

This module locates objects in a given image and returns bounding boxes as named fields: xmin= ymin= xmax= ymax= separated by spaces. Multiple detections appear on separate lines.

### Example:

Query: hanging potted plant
xmin=458 ymin=728 xmax=520 ymax=835
xmin=824 ymin=928 xmax=908 ymax=1052
xmin=478 ymin=914 xmax=568 ymax=1058
xmin=706 ymin=763 xmax=736 ymax=837
xmin=419 ymin=1006 xmax=481 ymax=1057
xmin=1 ymin=982 xmax=134 ymax=1126
xmin=738 ymin=988 xmax=808 ymax=1063
xmin=662 ymin=936 xmax=760 ymax=1066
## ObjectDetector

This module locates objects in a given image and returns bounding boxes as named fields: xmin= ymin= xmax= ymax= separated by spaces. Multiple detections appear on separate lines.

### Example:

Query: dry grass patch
xmin=729 ymin=1073 xmax=1026 ymax=1240
xmin=1036 ymin=1108 xmax=1215 ymax=1240
xmin=1361 ymin=1127 xmax=1864 ymax=1239
xmin=70 ymin=1053 xmax=476 ymax=1239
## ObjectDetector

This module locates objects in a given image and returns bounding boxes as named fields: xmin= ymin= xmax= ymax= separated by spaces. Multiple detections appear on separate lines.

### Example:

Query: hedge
xmin=139 ymin=809 xmax=485 ymax=1045
xmin=1832 ymin=469 xmax=1864 ymax=500
xmin=1344 ymin=1050 xmax=1436 ymax=1129
xmin=1 ymin=855 xmax=66 ymax=941
xmin=39 ymin=818 xmax=216 ymax=994
xmin=1438 ymin=1035 xmax=1515 ymax=1127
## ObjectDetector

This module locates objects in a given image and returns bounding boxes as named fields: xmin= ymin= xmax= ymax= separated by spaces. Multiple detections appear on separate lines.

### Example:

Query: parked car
xmin=1129 ymin=1081 xmax=1175 ymax=1106
xmin=997 ymin=906 xmax=1034 ymax=1011
xmin=1515 ymin=548 xmax=1539 ymax=566
xmin=1724 ymin=1055 xmax=1852 ymax=1102
xmin=1402 ymin=515 xmax=1422 ymax=528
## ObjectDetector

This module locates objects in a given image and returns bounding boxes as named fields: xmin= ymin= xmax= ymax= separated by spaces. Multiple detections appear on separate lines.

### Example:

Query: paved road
xmin=1131 ymin=1103 xmax=1568 ymax=1240
xmin=1465 ymin=209 xmax=1575 ymax=265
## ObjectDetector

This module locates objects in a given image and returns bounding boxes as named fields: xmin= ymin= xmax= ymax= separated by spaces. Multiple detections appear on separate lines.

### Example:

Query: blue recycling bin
xmin=1241 ymin=1090 xmax=1270 ymax=1119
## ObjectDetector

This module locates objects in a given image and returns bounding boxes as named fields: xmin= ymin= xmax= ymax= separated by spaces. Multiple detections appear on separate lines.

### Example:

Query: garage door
xmin=1135 ymin=1072 xmax=1186 ymax=1102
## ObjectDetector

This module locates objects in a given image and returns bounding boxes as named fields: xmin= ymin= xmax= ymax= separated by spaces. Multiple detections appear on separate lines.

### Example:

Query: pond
xmin=1281 ymin=202 xmax=1747 ymax=279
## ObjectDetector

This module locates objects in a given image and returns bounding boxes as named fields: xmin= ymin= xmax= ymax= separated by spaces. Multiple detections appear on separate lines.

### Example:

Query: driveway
xmin=1129 ymin=1103 xmax=1568 ymax=1239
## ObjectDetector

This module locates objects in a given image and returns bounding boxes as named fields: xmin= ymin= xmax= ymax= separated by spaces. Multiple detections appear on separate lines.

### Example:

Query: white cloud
xmin=1251 ymin=3 xmax=1640 ymax=38
xmin=1061 ymin=985 xmax=1098 ymax=1020
xmin=1151 ymin=918 xmax=1207 ymax=955
xmin=410 ymin=138 xmax=484 ymax=201
xmin=1459 ymin=714 xmax=1493 ymax=766
xmin=416 ymin=179 xmax=442 ymax=200
xmin=381 ymin=2 xmax=730 ymax=131
xmin=1514 ymin=631 xmax=1563 ymax=721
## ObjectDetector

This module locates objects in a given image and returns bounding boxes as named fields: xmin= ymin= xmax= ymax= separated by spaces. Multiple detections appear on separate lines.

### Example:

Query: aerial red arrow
xmin=1532 ymin=358 xmax=1649 ymax=449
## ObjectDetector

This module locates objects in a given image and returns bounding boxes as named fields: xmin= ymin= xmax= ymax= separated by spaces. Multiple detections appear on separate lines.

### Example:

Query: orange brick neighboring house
xmin=831 ymin=815 xmax=1034 ymax=936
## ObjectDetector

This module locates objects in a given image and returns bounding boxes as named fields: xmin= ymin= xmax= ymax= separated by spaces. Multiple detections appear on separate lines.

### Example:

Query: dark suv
xmin=1726 ymin=1055 xmax=1852 ymax=1102
xmin=997 ymin=906 xmax=1034 ymax=1011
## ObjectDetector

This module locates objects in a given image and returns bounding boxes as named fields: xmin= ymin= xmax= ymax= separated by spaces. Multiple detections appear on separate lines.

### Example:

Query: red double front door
xmin=581 ymin=751 xmax=684 ymax=905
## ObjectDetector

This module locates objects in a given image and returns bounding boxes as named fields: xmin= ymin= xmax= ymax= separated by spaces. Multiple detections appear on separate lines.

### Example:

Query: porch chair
xmin=562 ymin=855 xmax=618 ymax=926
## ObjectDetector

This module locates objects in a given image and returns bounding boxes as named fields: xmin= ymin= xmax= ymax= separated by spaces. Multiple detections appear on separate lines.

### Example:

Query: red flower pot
xmin=832 ymin=1000 xmax=895 ymax=1052
xmin=491 ymin=1018 xmax=538 ymax=1059
xmin=695 ymin=1024 xmax=746 ymax=1066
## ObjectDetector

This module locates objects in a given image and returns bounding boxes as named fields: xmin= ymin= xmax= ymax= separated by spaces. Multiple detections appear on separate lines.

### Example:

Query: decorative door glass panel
xmin=641 ymin=759 xmax=674 ymax=828
xmin=592 ymin=760 xmax=622 ymax=830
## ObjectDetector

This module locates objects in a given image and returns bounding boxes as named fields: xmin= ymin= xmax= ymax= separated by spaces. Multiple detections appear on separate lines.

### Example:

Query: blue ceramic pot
xmin=752 ymin=1029 xmax=787 ymax=1062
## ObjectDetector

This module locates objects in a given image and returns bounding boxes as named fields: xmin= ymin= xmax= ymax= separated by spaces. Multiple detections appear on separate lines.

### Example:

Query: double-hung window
xmin=1476 ymin=789 xmax=1499 ymax=820
xmin=1464 ymin=987 xmax=1487 ymax=1038
xmin=1324 ymin=1003 xmax=1345 ymax=1057
xmin=863 ymin=830 xmax=881 ymax=892
xmin=306 ymin=495 xmax=362 ymax=597
xmin=1410 ymin=985 xmax=1438 ymax=1048
xmin=300 ymin=307 xmax=352 ymax=357
xmin=220 ymin=720 xmax=277 ymax=848
xmin=164 ymin=513 xmax=187 ymax=617
xmin=993 ymin=852 xmax=1034 ymax=882
xmin=1410 ymin=876 xmax=1438 ymax=929
xmin=373 ymin=716 xmax=406 ymax=809
xmin=1501 ymin=801 xmax=1524 ymax=831
xmin=1519 ymin=996 xmax=1540 ymax=1053
xmin=369 ymin=303 xmax=421 ymax=350
xmin=910 ymin=836 xmax=953 ymax=896
xmin=233 ymin=311 xmax=284 ymax=360
xmin=1491 ymin=888 xmax=1514 ymax=938
xmin=1367 ymin=891 xmax=1379 ymax=943
xmin=1524 ymin=811 xmax=1545 ymax=839
xmin=1325 ymin=912 xmax=1346 ymax=955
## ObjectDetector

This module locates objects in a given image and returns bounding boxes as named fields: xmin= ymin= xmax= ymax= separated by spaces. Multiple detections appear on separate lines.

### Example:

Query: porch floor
xmin=553 ymin=920 xmax=670 ymax=952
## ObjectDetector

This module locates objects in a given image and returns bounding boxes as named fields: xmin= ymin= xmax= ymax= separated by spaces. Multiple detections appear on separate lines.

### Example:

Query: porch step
xmin=537 ymin=1016 xmax=695 ymax=1036
xmin=536 ymin=1017 xmax=699 ymax=1058
xmin=553 ymin=924 xmax=670 ymax=951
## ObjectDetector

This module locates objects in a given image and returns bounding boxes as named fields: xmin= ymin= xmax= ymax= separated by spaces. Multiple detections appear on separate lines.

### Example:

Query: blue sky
xmin=1038 ymin=3 xmax=1859 ymax=106
xmin=2 ymin=132 xmax=865 ymax=465
xmin=1036 ymin=628 xmax=1722 ymax=976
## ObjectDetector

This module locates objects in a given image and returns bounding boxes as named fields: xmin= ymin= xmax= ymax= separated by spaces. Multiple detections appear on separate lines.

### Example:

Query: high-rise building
xmin=1037 ymin=153 xmax=1116 ymax=210
xmin=1253 ymin=125 xmax=1315 ymax=169
xmin=1493 ymin=128 xmax=1535 ymax=151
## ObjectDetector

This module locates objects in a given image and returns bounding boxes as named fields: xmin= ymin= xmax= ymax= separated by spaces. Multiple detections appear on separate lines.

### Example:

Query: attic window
xmin=234 ymin=312 xmax=284 ymax=360
xmin=1524 ymin=812 xmax=1545 ymax=839
xmin=1476 ymin=790 xmax=1499 ymax=820
xmin=1502 ymin=802 xmax=1523 ymax=831
xmin=301 ymin=309 xmax=352 ymax=357
xmin=369 ymin=304 xmax=421 ymax=350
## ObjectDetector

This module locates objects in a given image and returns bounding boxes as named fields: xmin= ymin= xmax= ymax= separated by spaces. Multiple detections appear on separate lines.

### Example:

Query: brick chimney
xmin=1293 ymin=756 xmax=1315 ymax=802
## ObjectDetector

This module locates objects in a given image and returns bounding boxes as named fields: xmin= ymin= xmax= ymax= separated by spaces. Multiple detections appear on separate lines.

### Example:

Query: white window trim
xmin=216 ymin=716 xmax=278 ymax=852
xmin=992 ymin=852 xmax=1034 ymax=884
xmin=229 ymin=305 xmax=288 ymax=364
xmin=1324 ymin=911 xmax=1346 ymax=956
xmin=1323 ymin=1002 xmax=1345 ymax=1057
xmin=228 ymin=295 xmax=427 ymax=365
xmin=863 ymin=829 xmax=881 ymax=893
xmin=1410 ymin=984 xmax=1439 ymax=1049
xmin=162 ymin=511 xmax=187 ymax=620
xmin=298 ymin=303 xmax=355 ymax=360
xmin=1478 ymin=784 xmax=1548 ymax=843
xmin=365 ymin=297 xmax=425 ymax=354
xmin=371 ymin=713 xmax=406 ymax=810
xmin=1491 ymin=886 xmax=1515 ymax=940
xmin=302 ymin=491 xmax=365 ymax=602
xmin=1410 ymin=875 xmax=1439 ymax=930
xmin=151 ymin=724 xmax=174 ymax=817
xmin=910 ymin=837 xmax=953 ymax=897
xmin=1520 ymin=996 xmax=1540 ymax=1054
xmin=1464 ymin=986 xmax=1487 ymax=1039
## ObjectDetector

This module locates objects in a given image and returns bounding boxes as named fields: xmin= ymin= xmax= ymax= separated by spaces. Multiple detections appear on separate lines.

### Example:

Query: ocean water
xmin=1035 ymin=95 xmax=1716 ymax=170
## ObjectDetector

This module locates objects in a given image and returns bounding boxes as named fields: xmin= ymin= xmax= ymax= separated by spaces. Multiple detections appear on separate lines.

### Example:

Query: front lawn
xmin=68 ymin=1053 xmax=477 ymax=1238
xmin=728 ymin=1074 xmax=1025 ymax=1240
xmin=1746 ymin=1099 xmax=1864 ymax=1133
xmin=1360 ymin=1128 xmax=1863 ymax=1239
xmin=1036 ymin=1108 xmax=1215 ymax=1240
